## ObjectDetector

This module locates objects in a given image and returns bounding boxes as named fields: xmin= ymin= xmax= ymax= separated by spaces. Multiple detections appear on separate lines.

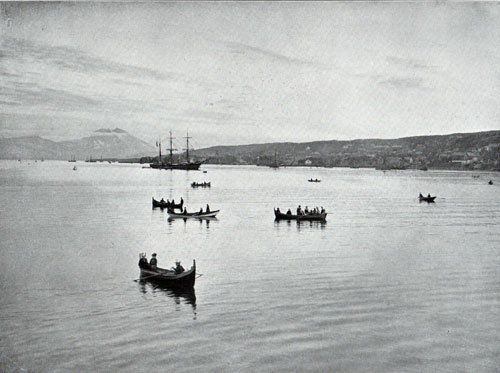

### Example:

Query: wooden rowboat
xmin=168 ymin=210 xmax=219 ymax=219
xmin=138 ymin=259 xmax=196 ymax=288
xmin=274 ymin=209 xmax=327 ymax=221
xmin=191 ymin=182 xmax=211 ymax=188
xmin=152 ymin=197 xmax=183 ymax=209
xmin=419 ymin=195 xmax=436 ymax=202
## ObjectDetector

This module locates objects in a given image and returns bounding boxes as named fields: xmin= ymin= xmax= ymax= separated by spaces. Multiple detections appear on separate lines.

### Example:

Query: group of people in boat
xmin=159 ymin=197 xmax=183 ymax=206
xmin=276 ymin=205 xmax=325 ymax=216
xmin=139 ymin=253 xmax=185 ymax=274
xmin=174 ymin=204 xmax=211 ymax=215
xmin=191 ymin=182 xmax=210 ymax=187
xmin=419 ymin=193 xmax=432 ymax=198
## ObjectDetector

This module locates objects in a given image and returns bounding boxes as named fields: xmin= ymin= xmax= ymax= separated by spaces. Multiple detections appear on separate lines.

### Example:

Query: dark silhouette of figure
xmin=149 ymin=253 xmax=158 ymax=268
xmin=174 ymin=261 xmax=185 ymax=274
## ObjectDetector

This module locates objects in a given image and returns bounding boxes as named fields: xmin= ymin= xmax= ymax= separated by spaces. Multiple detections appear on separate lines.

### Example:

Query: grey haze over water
xmin=0 ymin=161 xmax=499 ymax=372
xmin=1 ymin=2 xmax=500 ymax=147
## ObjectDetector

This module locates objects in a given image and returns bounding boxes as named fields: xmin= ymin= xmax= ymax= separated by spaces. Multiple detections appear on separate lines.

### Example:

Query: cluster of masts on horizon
xmin=156 ymin=129 xmax=195 ymax=164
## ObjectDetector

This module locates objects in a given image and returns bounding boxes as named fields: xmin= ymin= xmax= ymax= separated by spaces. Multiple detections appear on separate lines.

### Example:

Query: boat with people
xmin=308 ymin=178 xmax=321 ymax=182
xmin=419 ymin=194 xmax=436 ymax=202
xmin=274 ymin=208 xmax=327 ymax=221
xmin=152 ymin=197 xmax=184 ymax=209
xmin=488 ymin=180 xmax=494 ymax=185
xmin=150 ymin=130 xmax=203 ymax=170
xmin=138 ymin=254 xmax=196 ymax=288
xmin=191 ymin=181 xmax=211 ymax=188
xmin=168 ymin=207 xmax=219 ymax=219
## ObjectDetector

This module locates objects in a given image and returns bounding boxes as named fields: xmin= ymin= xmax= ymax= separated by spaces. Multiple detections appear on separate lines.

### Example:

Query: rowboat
xmin=308 ymin=179 xmax=321 ymax=182
xmin=168 ymin=209 xmax=219 ymax=219
xmin=274 ymin=209 xmax=327 ymax=221
xmin=419 ymin=195 xmax=436 ymax=202
xmin=191 ymin=182 xmax=211 ymax=188
xmin=138 ymin=259 xmax=196 ymax=288
xmin=152 ymin=197 xmax=183 ymax=209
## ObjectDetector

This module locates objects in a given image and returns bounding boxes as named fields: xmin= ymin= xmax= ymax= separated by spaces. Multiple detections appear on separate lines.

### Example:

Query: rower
xmin=174 ymin=261 xmax=185 ymax=274
xmin=206 ymin=204 xmax=210 ymax=212
xmin=149 ymin=253 xmax=158 ymax=268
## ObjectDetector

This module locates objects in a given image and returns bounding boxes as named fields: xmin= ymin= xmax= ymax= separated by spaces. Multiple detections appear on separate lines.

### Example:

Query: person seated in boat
xmin=286 ymin=209 xmax=292 ymax=215
xmin=139 ymin=253 xmax=149 ymax=268
xmin=183 ymin=207 xmax=187 ymax=214
xmin=419 ymin=193 xmax=423 ymax=198
xmin=304 ymin=206 xmax=309 ymax=214
xmin=206 ymin=204 xmax=210 ymax=213
xmin=427 ymin=193 xmax=431 ymax=198
xmin=199 ymin=207 xmax=203 ymax=215
xmin=321 ymin=207 xmax=325 ymax=214
xmin=160 ymin=198 xmax=165 ymax=203
xmin=149 ymin=253 xmax=158 ymax=268
xmin=276 ymin=207 xmax=281 ymax=214
xmin=180 ymin=197 xmax=184 ymax=206
xmin=174 ymin=261 xmax=185 ymax=274
xmin=296 ymin=205 xmax=301 ymax=215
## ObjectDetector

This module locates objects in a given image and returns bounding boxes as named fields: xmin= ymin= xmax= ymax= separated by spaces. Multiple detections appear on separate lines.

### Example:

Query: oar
xmin=133 ymin=273 xmax=161 ymax=282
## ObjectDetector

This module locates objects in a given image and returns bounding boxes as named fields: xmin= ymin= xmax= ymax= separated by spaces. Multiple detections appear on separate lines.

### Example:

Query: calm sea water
xmin=0 ymin=161 xmax=499 ymax=372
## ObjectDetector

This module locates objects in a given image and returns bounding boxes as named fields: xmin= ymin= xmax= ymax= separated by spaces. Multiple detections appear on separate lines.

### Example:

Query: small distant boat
xmin=191 ymin=182 xmax=211 ymax=188
xmin=168 ymin=209 xmax=219 ymax=219
xmin=73 ymin=166 xmax=77 ymax=171
xmin=203 ymin=171 xmax=207 ymax=173
xmin=419 ymin=195 xmax=436 ymax=203
xmin=274 ymin=209 xmax=327 ymax=221
xmin=472 ymin=175 xmax=480 ymax=179
xmin=152 ymin=197 xmax=183 ymax=210
xmin=488 ymin=180 xmax=494 ymax=185
xmin=269 ymin=151 xmax=280 ymax=169
xmin=308 ymin=178 xmax=321 ymax=183
xmin=138 ymin=257 xmax=196 ymax=289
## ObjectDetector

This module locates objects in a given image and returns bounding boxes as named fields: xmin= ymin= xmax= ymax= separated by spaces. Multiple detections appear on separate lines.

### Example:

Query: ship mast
xmin=157 ymin=137 xmax=162 ymax=164
xmin=184 ymin=130 xmax=192 ymax=163
xmin=168 ymin=130 xmax=176 ymax=163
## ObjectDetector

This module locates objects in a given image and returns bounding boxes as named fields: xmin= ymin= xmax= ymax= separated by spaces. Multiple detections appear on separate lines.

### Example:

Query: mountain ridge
xmin=0 ymin=128 xmax=156 ymax=160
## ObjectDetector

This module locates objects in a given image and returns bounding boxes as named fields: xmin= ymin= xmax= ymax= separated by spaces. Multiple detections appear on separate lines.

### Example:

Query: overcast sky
xmin=1 ymin=2 xmax=499 ymax=148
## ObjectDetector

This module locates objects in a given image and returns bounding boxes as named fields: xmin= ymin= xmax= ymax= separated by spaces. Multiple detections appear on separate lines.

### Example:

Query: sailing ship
xmin=150 ymin=130 xmax=202 ymax=170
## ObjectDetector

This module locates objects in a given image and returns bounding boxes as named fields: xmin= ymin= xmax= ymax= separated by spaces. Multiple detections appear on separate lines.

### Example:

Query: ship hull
xmin=150 ymin=162 xmax=202 ymax=170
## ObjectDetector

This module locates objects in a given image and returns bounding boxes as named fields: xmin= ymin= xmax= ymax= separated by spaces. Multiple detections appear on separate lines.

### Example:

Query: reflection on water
xmin=274 ymin=219 xmax=327 ymax=231
xmin=138 ymin=280 xmax=197 ymax=315
xmin=296 ymin=219 xmax=327 ymax=230
xmin=167 ymin=216 xmax=217 ymax=227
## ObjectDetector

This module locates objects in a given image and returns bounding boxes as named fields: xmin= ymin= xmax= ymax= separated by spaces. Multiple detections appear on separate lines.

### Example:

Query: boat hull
xmin=419 ymin=196 xmax=436 ymax=203
xmin=150 ymin=162 xmax=202 ymax=170
xmin=152 ymin=198 xmax=183 ymax=209
xmin=139 ymin=260 xmax=196 ymax=289
xmin=274 ymin=210 xmax=327 ymax=221
xmin=168 ymin=210 xmax=219 ymax=219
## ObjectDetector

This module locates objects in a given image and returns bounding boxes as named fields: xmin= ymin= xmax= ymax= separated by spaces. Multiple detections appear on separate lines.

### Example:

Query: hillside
xmin=0 ymin=128 xmax=156 ymax=160
xmin=190 ymin=131 xmax=500 ymax=171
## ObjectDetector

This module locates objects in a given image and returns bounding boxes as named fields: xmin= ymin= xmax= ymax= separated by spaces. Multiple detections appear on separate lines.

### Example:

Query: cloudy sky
xmin=1 ymin=2 xmax=499 ymax=148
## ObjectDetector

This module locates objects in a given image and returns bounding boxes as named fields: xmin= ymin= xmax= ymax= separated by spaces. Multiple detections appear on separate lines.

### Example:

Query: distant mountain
xmin=0 ymin=128 xmax=156 ymax=160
